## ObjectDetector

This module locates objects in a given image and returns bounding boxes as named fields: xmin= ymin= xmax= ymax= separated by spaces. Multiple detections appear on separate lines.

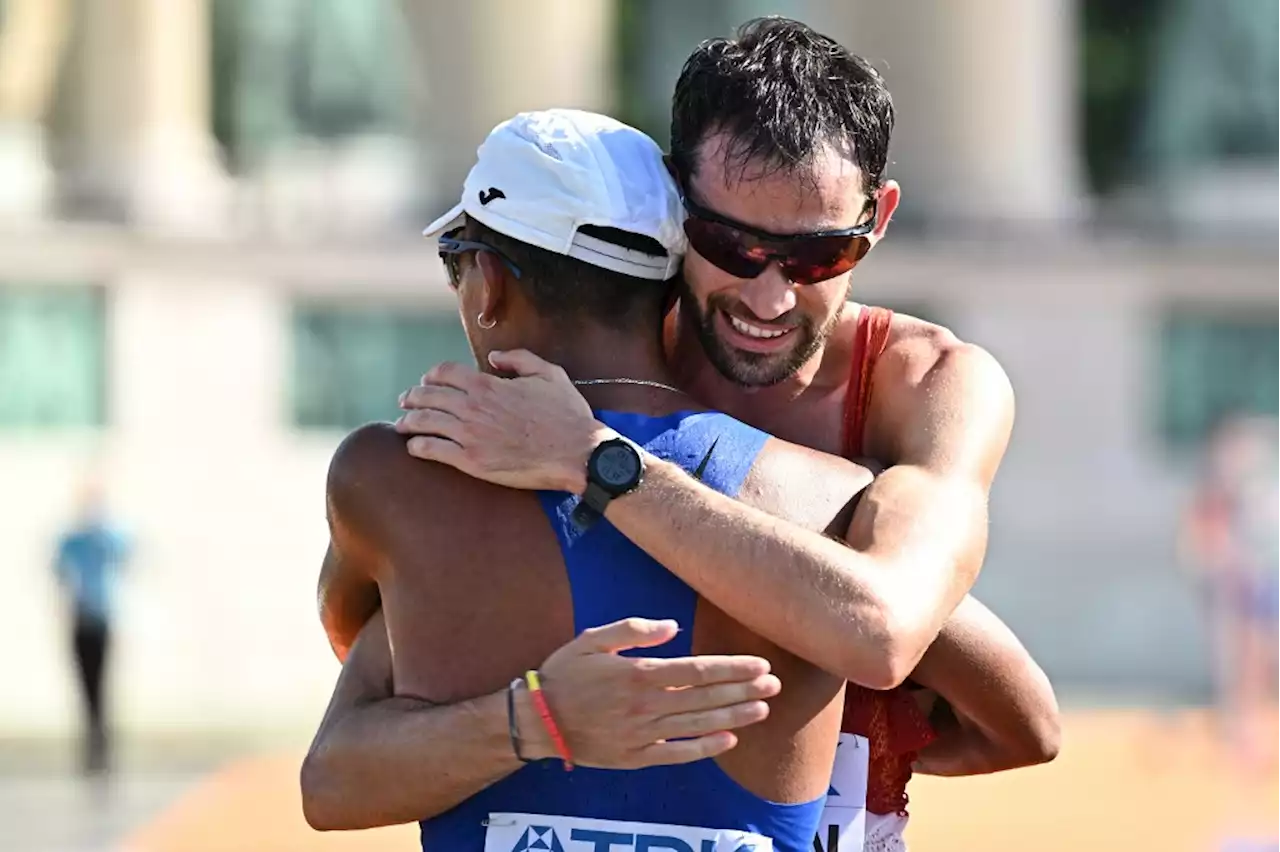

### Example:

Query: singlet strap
xmin=840 ymin=305 xmax=894 ymax=458
xmin=837 ymin=305 xmax=941 ymax=820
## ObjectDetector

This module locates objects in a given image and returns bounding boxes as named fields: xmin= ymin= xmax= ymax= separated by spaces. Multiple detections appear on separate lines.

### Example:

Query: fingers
xmin=421 ymin=361 xmax=485 ymax=392
xmin=487 ymin=349 xmax=561 ymax=379
xmin=395 ymin=408 xmax=464 ymax=440
xmin=652 ymin=674 xmax=781 ymax=717
xmin=630 ymin=732 xmax=739 ymax=768
xmin=648 ymin=700 xmax=770 ymax=743
xmin=399 ymin=384 xmax=466 ymax=412
xmin=405 ymin=436 xmax=467 ymax=467
xmin=638 ymin=654 xmax=772 ymax=689
xmin=572 ymin=618 xmax=680 ymax=654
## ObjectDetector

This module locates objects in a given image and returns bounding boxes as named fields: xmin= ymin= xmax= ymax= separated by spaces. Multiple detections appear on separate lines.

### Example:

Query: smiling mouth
xmin=726 ymin=313 xmax=793 ymax=340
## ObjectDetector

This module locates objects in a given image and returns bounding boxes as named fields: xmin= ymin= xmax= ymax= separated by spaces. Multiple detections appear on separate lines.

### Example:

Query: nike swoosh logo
xmin=692 ymin=437 xmax=719 ymax=482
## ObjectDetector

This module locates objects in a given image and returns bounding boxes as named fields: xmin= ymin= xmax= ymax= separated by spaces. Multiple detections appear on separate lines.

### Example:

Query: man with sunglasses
xmin=382 ymin=17 xmax=1055 ymax=851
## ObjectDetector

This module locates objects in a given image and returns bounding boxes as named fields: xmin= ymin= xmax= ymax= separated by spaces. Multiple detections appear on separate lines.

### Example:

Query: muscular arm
xmin=307 ymin=431 xmax=533 ymax=828
xmin=301 ymin=609 xmax=541 ymax=830
xmin=317 ymin=424 xmax=386 ymax=660
xmin=318 ymin=541 xmax=381 ymax=663
xmin=601 ymin=341 xmax=1014 ymax=688
xmin=910 ymin=596 xmax=1060 ymax=776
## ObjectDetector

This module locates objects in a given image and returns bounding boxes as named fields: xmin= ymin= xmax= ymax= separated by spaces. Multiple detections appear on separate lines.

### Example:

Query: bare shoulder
xmin=880 ymin=311 xmax=1010 ymax=396
xmin=326 ymin=422 xmax=506 ymax=542
xmin=327 ymin=421 xmax=412 ymax=497
xmin=867 ymin=309 xmax=1015 ymax=474
xmin=742 ymin=437 xmax=877 ymax=537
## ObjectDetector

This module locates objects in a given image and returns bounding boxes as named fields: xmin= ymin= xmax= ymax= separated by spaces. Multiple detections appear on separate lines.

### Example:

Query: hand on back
xmin=518 ymin=617 xmax=780 ymax=769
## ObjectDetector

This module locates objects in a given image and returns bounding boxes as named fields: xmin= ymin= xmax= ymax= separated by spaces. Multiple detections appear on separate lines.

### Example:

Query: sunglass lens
xmin=781 ymin=235 xmax=871 ymax=285
xmin=683 ymin=218 xmax=770 ymax=279
xmin=684 ymin=217 xmax=872 ymax=285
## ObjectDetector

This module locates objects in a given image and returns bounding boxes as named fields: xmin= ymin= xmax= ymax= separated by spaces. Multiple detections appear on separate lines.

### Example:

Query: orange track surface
xmin=122 ymin=710 xmax=1278 ymax=852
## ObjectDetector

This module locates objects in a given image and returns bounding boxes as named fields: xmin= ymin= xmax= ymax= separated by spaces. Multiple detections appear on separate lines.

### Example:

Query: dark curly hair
xmin=670 ymin=16 xmax=895 ymax=193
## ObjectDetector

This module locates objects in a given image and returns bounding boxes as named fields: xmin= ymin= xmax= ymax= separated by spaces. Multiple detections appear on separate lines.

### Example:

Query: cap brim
xmin=422 ymin=201 xmax=466 ymax=239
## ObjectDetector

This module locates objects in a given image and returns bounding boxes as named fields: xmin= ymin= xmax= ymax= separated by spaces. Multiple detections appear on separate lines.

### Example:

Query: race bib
xmin=483 ymin=812 xmax=774 ymax=852
xmin=814 ymin=733 xmax=870 ymax=852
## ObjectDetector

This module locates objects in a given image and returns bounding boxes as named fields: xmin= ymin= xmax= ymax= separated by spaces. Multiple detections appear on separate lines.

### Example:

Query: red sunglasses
xmin=680 ymin=179 xmax=877 ymax=285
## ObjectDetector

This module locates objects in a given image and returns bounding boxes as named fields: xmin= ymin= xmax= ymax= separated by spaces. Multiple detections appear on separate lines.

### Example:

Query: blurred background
xmin=0 ymin=1 xmax=1275 ymax=850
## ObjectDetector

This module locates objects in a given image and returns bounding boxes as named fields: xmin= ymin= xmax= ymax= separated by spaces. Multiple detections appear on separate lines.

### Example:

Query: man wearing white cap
xmin=305 ymin=107 xmax=884 ymax=851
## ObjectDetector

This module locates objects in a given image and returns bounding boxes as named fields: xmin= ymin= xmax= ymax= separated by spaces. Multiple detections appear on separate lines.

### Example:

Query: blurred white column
xmin=402 ymin=0 xmax=614 ymax=208
xmin=63 ymin=0 xmax=227 ymax=233
xmin=127 ymin=0 xmax=228 ymax=233
xmin=807 ymin=0 xmax=1088 ymax=230
xmin=0 ymin=0 xmax=72 ymax=221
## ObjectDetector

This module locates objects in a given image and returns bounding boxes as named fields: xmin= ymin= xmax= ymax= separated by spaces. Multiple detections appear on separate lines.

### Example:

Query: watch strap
xmin=580 ymin=480 xmax=615 ymax=515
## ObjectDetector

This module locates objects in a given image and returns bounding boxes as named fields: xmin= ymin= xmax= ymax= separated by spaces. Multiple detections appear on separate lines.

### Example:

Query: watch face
xmin=595 ymin=444 xmax=640 ymax=488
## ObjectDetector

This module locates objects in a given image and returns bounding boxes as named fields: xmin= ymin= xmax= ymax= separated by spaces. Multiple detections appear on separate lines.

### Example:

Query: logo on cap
xmin=479 ymin=187 xmax=506 ymax=206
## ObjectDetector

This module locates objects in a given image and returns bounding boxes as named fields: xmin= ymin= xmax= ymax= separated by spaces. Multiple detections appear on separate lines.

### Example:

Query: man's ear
xmin=474 ymin=251 xmax=510 ymax=323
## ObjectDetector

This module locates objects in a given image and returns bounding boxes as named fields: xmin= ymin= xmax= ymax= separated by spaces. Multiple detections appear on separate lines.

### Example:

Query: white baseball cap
xmin=423 ymin=109 xmax=685 ymax=281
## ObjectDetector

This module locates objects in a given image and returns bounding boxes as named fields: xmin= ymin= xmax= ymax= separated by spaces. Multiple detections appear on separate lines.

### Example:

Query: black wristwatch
xmin=570 ymin=436 xmax=644 ymax=531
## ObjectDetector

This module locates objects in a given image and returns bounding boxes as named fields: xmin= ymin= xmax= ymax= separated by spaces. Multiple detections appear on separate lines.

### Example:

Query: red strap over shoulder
xmin=841 ymin=305 xmax=894 ymax=459
xmin=837 ymin=304 xmax=938 ymax=816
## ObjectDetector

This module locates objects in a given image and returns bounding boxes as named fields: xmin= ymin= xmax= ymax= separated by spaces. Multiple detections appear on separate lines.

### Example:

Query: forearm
xmin=603 ymin=458 xmax=908 ymax=688
xmin=302 ymin=687 xmax=542 ymax=830
xmin=909 ymin=597 xmax=1060 ymax=777
xmin=914 ymin=701 xmax=1057 ymax=776
xmin=914 ymin=719 xmax=1026 ymax=777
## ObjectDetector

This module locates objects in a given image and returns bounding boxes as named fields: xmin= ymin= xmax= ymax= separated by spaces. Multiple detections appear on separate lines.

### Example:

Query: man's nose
xmin=737 ymin=265 xmax=797 ymax=321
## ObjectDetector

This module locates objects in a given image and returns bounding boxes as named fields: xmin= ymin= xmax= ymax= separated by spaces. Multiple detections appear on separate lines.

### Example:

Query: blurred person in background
xmin=390 ymin=17 xmax=1057 ymax=852
xmin=53 ymin=478 xmax=131 ymax=775
xmin=1180 ymin=413 xmax=1279 ymax=770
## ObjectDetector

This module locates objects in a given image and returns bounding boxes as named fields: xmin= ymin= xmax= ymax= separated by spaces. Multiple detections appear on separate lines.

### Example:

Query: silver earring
xmin=477 ymin=313 xmax=496 ymax=330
